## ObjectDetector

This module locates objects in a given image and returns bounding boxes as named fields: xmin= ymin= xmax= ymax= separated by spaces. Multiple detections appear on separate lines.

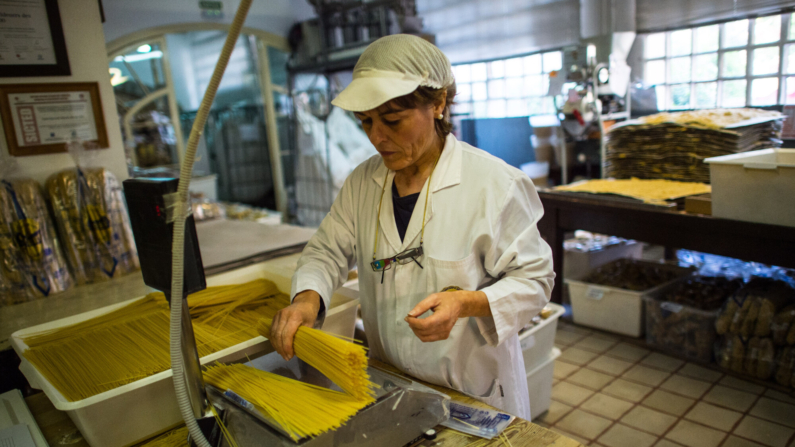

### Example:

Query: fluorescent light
xmin=114 ymin=51 xmax=163 ymax=63
xmin=137 ymin=44 xmax=152 ymax=53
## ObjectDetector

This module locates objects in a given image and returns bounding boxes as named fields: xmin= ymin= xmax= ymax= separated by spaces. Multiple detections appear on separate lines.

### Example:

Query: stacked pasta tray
xmin=605 ymin=108 xmax=784 ymax=183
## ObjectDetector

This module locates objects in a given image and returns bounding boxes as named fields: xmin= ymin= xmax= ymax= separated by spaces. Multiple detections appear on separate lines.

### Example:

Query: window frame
xmin=642 ymin=13 xmax=792 ymax=110
xmin=451 ymin=49 xmax=565 ymax=119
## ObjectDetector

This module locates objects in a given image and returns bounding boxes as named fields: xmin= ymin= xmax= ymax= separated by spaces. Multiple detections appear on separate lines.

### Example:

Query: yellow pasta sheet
xmin=554 ymin=178 xmax=711 ymax=204
xmin=639 ymin=108 xmax=782 ymax=129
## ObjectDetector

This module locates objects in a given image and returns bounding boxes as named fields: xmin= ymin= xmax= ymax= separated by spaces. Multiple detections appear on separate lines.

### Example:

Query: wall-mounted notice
xmin=0 ymin=83 xmax=108 ymax=156
xmin=0 ymin=0 xmax=70 ymax=76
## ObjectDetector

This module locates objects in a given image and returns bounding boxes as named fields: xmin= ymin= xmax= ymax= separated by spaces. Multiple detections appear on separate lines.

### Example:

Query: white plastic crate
xmin=528 ymin=347 xmax=561 ymax=421
xmin=566 ymin=260 xmax=692 ymax=337
xmin=11 ymin=260 xmax=359 ymax=447
xmin=564 ymin=240 xmax=643 ymax=280
xmin=705 ymin=148 xmax=795 ymax=227
xmin=519 ymin=302 xmax=565 ymax=373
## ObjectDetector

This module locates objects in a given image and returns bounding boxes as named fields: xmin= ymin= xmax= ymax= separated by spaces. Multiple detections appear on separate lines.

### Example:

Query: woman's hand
xmin=270 ymin=290 xmax=321 ymax=360
xmin=404 ymin=290 xmax=490 ymax=342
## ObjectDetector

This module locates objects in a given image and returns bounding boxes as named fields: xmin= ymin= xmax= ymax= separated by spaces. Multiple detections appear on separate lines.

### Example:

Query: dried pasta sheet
xmin=606 ymin=108 xmax=783 ymax=183
xmin=639 ymin=108 xmax=782 ymax=129
xmin=554 ymin=178 xmax=711 ymax=205
xmin=46 ymin=168 xmax=139 ymax=285
xmin=0 ymin=179 xmax=73 ymax=305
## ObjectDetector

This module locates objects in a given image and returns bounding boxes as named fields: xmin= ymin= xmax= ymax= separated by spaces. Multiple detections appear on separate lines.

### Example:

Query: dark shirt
xmin=392 ymin=182 xmax=420 ymax=242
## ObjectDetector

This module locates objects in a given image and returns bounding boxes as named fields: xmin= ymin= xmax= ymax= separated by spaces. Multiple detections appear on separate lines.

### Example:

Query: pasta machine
xmin=123 ymin=178 xmax=450 ymax=447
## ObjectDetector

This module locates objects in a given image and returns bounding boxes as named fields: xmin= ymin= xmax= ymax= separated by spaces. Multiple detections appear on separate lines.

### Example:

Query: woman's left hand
xmin=405 ymin=290 xmax=490 ymax=342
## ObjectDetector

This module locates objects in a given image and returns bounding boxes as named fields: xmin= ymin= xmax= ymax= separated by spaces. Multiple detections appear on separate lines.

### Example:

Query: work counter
xmin=22 ymin=357 xmax=581 ymax=447
xmin=537 ymin=190 xmax=795 ymax=303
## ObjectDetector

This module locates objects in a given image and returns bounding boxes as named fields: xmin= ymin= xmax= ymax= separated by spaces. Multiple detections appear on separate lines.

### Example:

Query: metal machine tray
xmin=205 ymin=353 xmax=450 ymax=447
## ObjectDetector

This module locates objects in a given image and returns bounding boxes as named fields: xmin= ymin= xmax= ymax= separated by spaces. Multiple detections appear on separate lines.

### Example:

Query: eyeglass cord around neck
xmin=372 ymin=153 xmax=440 ymax=264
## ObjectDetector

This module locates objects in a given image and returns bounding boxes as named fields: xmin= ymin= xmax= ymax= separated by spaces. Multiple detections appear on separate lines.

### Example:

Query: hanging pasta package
xmin=46 ymin=167 xmax=139 ymax=284
xmin=0 ymin=172 xmax=73 ymax=306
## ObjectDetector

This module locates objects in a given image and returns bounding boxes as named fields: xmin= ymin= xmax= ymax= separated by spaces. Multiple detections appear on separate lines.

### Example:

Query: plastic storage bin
xmin=705 ymin=148 xmax=795 ymax=227
xmin=11 ymin=258 xmax=360 ymax=447
xmin=564 ymin=239 xmax=643 ymax=280
xmin=566 ymin=260 xmax=693 ymax=337
xmin=528 ymin=347 xmax=561 ymax=421
xmin=519 ymin=302 xmax=565 ymax=373
xmin=644 ymin=279 xmax=720 ymax=363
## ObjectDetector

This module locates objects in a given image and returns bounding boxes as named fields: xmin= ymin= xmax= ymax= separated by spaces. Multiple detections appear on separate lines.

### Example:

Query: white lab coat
xmin=292 ymin=134 xmax=555 ymax=420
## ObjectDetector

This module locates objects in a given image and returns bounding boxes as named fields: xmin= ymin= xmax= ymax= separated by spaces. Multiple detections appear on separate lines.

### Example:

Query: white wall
xmin=102 ymin=0 xmax=317 ymax=43
xmin=0 ymin=0 xmax=128 ymax=186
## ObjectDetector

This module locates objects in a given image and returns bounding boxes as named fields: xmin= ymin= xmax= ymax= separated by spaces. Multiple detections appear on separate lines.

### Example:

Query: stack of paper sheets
xmin=605 ymin=109 xmax=783 ymax=183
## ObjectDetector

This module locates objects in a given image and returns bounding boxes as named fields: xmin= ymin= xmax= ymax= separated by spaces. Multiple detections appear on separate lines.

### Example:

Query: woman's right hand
xmin=270 ymin=290 xmax=322 ymax=360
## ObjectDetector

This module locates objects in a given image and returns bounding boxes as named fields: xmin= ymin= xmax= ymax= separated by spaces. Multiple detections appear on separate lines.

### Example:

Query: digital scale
xmin=122 ymin=178 xmax=450 ymax=447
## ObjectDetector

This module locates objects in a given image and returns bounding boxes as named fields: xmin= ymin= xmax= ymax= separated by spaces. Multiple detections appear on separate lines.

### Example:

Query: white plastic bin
xmin=519 ymin=302 xmax=565 ymax=373
xmin=566 ymin=260 xmax=692 ymax=337
xmin=705 ymin=148 xmax=795 ymax=227
xmin=528 ymin=347 xmax=561 ymax=421
xmin=11 ymin=259 xmax=359 ymax=447
xmin=564 ymin=240 xmax=643 ymax=280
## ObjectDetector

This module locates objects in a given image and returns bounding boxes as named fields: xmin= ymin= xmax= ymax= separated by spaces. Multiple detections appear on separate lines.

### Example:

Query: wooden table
xmin=537 ymin=190 xmax=795 ymax=303
xmin=23 ymin=359 xmax=581 ymax=447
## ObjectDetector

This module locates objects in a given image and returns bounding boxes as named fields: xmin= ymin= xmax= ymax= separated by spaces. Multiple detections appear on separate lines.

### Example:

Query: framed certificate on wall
xmin=0 ymin=82 xmax=108 ymax=156
xmin=0 ymin=0 xmax=71 ymax=77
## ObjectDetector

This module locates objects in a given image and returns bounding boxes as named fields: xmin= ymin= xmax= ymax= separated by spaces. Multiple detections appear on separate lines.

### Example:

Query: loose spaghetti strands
xmin=257 ymin=318 xmax=374 ymax=400
xmin=203 ymin=363 xmax=374 ymax=441
xmin=137 ymin=426 xmax=189 ymax=447
xmin=21 ymin=279 xmax=290 ymax=401
xmin=463 ymin=425 xmax=521 ymax=447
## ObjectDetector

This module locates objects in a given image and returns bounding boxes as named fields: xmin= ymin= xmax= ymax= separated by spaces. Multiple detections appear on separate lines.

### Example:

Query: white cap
xmin=331 ymin=34 xmax=455 ymax=112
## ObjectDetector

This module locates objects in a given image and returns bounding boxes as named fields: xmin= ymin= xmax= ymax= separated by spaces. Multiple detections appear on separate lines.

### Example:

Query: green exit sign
xmin=199 ymin=1 xmax=223 ymax=18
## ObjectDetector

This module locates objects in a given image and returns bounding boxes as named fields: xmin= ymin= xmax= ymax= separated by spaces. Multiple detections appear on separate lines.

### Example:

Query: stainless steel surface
xmin=206 ymin=352 xmax=450 ymax=446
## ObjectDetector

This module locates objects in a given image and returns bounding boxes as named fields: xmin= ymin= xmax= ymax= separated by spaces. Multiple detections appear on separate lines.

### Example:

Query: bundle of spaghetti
xmin=22 ymin=295 xmax=167 ymax=348
xmin=137 ymin=426 xmax=189 ymax=447
xmin=189 ymin=279 xmax=290 ymax=351
xmin=20 ymin=279 xmax=290 ymax=401
xmin=203 ymin=363 xmax=374 ymax=441
xmin=257 ymin=318 xmax=374 ymax=400
xmin=23 ymin=308 xmax=174 ymax=400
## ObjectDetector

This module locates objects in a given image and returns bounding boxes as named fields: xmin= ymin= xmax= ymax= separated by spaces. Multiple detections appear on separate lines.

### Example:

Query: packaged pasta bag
xmin=0 ymin=155 xmax=73 ymax=305
xmin=46 ymin=140 xmax=139 ymax=284
xmin=775 ymin=346 xmax=795 ymax=387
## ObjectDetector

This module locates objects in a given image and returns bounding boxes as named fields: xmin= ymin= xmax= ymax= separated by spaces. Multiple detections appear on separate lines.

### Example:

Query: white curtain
xmin=637 ymin=0 xmax=795 ymax=32
xmin=417 ymin=0 xmax=580 ymax=64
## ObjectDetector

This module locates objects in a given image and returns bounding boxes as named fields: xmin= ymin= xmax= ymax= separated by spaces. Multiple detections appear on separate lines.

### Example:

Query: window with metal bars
xmin=642 ymin=13 xmax=795 ymax=110
xmin=451 ymin=50 xmax=564 ymax=118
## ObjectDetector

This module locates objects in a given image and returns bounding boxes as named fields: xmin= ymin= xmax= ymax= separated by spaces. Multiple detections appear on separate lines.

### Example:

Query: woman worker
xmin=271 ymin=34 xmax=554 ymax=420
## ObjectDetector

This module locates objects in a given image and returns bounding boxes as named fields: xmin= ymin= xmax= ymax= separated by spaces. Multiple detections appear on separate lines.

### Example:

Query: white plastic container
xmin=566 ymin=260 xmax=692 ymax=337
xmin=519 ymin=302 xmax=565 ymax=373
xmin=564 ymin=240 xmax=643 ymax=280
xmin=705 ymin=148 xmax=795 ymax=227
xmin=11 ymin=260 xmax=359 ymax=447
xmin=528 ymin=347 xmax=561 ymax=421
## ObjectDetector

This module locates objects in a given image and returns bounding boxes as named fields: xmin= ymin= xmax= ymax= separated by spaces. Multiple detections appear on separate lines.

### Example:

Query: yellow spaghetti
xmin=257 ymin=317 xmax=374 ymax=400
xmin=136 ymin=426 xmax=188 ymax=447
xmin=203 ymin=362 xmax=374 ymax=441
xmin=21 ymin=279 xmax=290 ymax=401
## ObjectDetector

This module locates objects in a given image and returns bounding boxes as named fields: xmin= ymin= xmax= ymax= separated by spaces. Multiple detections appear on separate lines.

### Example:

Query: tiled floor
xmin=535 ymin=320 xmax=795 ymax=447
